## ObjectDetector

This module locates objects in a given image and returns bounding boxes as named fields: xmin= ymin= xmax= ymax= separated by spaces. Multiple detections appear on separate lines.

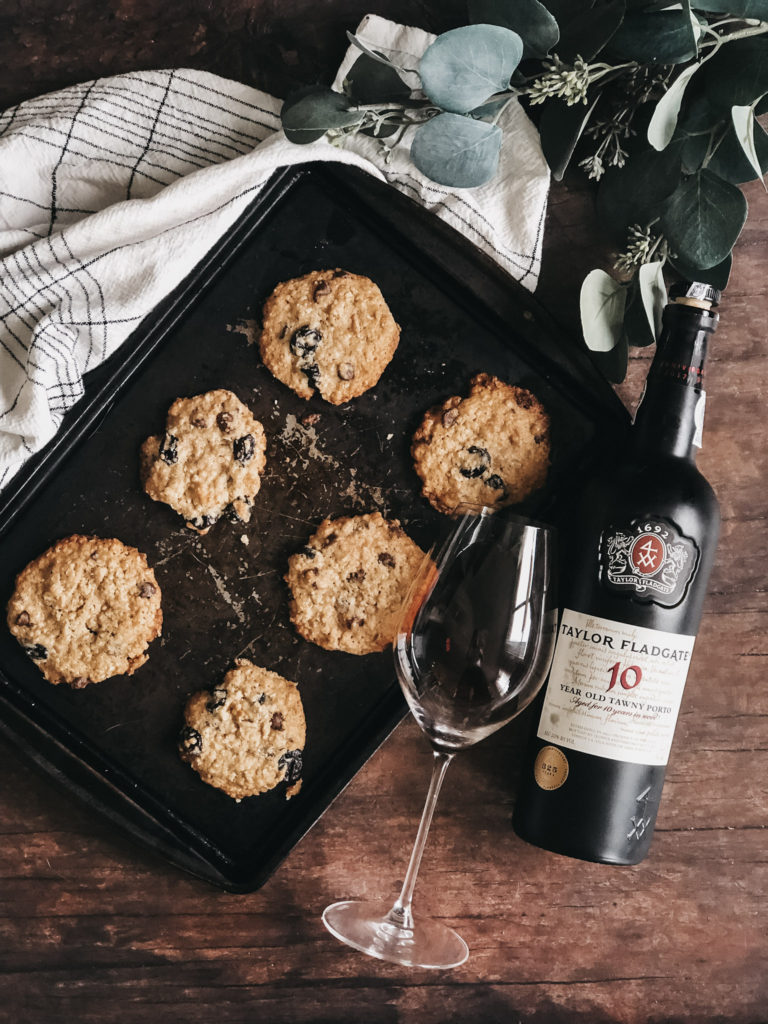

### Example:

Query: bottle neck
xmin=632 ymin=301 xmax=717 ymax=460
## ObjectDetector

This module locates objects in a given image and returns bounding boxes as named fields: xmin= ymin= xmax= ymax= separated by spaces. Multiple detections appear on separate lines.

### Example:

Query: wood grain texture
xmin=1 ymin=5 xmax=766 ymax=1023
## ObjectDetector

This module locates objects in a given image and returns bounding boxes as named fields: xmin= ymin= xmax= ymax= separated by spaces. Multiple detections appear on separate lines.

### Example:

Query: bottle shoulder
xmin=558 ymin=452 xmax=719 ymax=632
xmin=576 ymin=452 xmax=719 ymax=518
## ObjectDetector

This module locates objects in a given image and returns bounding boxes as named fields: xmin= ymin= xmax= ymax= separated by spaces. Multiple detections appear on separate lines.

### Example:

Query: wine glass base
xmin=322 ymin=900 xmax=469 ymax=969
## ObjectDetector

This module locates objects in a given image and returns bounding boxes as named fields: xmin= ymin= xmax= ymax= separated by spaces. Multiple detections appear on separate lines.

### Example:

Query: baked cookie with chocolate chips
xmin=411 ymin=373 xmax=550 ymax=515
xmin=179 ymin=659 xmax=306 ymax=801
xmin=141 ymin=389 xmax=267 ymax=534
xmin=6 ymin=535 xmax=162 ymax=687
xmin=285 ymin=512 xmax=427 ymax=655
xmin=258 ymin=269 xmax=400 ymax=404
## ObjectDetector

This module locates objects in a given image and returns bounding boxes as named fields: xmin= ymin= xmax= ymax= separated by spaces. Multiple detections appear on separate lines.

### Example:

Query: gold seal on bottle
xmin=533 ymin=745 xmax=569 ymax=791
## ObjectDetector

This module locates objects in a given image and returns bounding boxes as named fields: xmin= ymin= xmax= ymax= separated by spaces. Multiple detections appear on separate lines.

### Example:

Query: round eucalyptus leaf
xmin=692 ymin=0 xmax=768 ymax=16
xmin=606 ymin=10 xmax=699 ymax=64
xmin=467 ymin=0 xmax=559 ymax=58
xmin=580 ymin=269 xmax=627 ymax=353
xmin=410 ymin=113 xmax=503 ymax=188
xmin=556 ymin=0 xmax=625 ymax=62
xmin=669 ymin=251 xmax=732 ymax=290
xmin=660 ymin=169 xmax=748 ymax=270
xmin=344 ymin=53 xmax=412 ymax=104
xmin=647 ymin=63 xmax=700 ymax=152
xmin=538 ymin=93 xmax=600 ymax=181
xmin=419 ymin=25 xmax=523 ymax=113
xmin=282 ymin=87 xmax=363 ymax=143
xmin=701 ymin=37 xmax=768 ymax=112
xmin=596 ymin=142 xmax=683 ymax=241
xmin=707 ymin=116 xmax=768 ymax=185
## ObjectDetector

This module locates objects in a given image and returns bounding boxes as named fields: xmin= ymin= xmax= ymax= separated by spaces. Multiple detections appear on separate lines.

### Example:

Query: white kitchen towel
xmin=0 ymin=14 xmax=550 ymax=490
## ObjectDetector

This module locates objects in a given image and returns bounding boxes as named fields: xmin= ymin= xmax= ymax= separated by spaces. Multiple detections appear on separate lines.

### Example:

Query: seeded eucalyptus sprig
xmin=280 ymin=0 xmax=768 ymax=382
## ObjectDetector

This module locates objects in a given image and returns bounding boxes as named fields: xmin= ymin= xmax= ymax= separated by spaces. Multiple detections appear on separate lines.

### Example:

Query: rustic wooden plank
xmin=0 ymin=5 xmax=766 ymax=1022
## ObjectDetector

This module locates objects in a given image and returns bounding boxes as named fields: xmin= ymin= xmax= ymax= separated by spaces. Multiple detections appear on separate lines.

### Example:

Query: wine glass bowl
xmin=322 ymin=506 xmax=556 ymax=969
xmin=395 ymin=507 xmax=556 ymax=752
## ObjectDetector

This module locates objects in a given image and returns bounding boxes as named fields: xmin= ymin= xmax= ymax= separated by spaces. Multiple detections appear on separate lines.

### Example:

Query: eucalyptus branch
xmin=698 ymin=20 xmax=768 ymax=52
xmin=282 ymin=2 xmax=767 ymax=381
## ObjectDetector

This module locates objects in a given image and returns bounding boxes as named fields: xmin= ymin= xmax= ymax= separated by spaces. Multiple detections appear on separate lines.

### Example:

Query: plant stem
xmin=698 ymin=20 xmax=768 ymax=54
xmin=491 ymin=94 xmax=518 ymax=126
xmin=702 ymin=124 xmax=730 ymax=168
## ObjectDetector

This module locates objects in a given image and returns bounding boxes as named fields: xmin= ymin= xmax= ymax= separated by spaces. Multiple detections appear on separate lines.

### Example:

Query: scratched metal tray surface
xmin=0 ymin=164 xmax=628 ymax=891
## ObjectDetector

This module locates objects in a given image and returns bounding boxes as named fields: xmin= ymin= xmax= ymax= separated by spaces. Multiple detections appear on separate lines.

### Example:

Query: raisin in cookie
xmin=7 ymin=535 xmax=162 ymax=687
xmin=285 ymin=512 xmax=427 ymax=655
xmin=179 ymin=659 xmax=306 ymax=801
xmin=141 ymin=389 xmax=267 ymax=534
xmin=258 ymin=269 xmax=400 ymax=404
xmin=411 ymin=374 xmax=550 ymax=515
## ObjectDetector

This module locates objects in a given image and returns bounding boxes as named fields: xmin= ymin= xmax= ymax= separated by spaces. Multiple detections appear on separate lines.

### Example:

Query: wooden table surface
xmin=1 ymin=4 xmax=766 ymax=1022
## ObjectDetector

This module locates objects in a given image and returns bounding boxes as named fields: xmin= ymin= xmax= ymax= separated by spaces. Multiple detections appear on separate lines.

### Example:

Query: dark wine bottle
xmin=513 ymin=282 xmax=721 ymax=864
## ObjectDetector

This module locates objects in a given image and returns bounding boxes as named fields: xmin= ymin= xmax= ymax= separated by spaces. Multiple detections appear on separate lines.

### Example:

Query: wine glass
xmin=322 ymin=505 xmax=557 ymax=969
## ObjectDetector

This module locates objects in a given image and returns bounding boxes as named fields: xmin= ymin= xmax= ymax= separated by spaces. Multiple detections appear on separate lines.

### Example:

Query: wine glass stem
xmin=387 ymin=749 xmax=455 ymax=931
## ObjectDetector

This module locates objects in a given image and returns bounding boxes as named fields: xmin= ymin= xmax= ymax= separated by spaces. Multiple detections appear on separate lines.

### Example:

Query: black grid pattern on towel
xmin=0 ymin=71 xmax=281 ymax=490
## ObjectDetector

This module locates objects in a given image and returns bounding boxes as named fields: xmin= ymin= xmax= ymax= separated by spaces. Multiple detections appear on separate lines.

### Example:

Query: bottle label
xmin=600 ymin=518 xmax=699 ymax=608
xmin=536 ymin=609 xmax=695 ymax=766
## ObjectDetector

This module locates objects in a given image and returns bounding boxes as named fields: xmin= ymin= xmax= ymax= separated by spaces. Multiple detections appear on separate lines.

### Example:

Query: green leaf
xmin=622 ymin=264 xmax=666 ymax=350
xmin=593 ymin=341 xmax=629 ymax=383
xmin=467 ymin=0 xmax=559 ymax=58
xmin=543 ymin=0 xmax=590 ymax=21
xmin=675 ymin=95 xmax=717 ymax=173
xmin=638 ymin=260 xmax=667 ymax=342
xmin=556 ymin=0 xmax=626 ymax=62
xmin=731 ymin=103 xmax=768 ymax=189
xmin=669 ymin=251 xmax=732 ymax=289
xmin=282 ymin=87 xmax=363 ymax=144
xmin=596 ymin=143 xmax=683 ymax=241
xmin=344 ymin=53 xmax=412 ymax=104
xmin=660 ymin=169 xmax=748 ymax=269
xmin=648 ymin=63 xmax=701 ymax=151
xmin=607 ymin=10 xmax=699 ymax=64
xmin=580 ymin=269 xmax=627 ymax=352
xmin=410 ymin=113 xmax=503 ymax=187
xmin=707 ymin=115 xmax=768 ymax=184
xmin=627 ymin=0 xmax=682 ymax=9
xmin=538 ymin=93 xmax=600 ymax=180
xmin=701 ymin=37 xmax=768 ymax=112
xmin=622 ymin=278 xmax=655 ymax=348
xmin=469 ymin=96 xmax=513 ymax=120
xmin=419 ymin=25 xmax=524 ymax=113
xmin=692 ymin=0 xmax=768 ymax=16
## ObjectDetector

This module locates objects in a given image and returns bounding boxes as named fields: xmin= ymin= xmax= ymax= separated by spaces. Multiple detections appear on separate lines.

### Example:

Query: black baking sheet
xmin=0 ymin=164 xmax=628 ymax=891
